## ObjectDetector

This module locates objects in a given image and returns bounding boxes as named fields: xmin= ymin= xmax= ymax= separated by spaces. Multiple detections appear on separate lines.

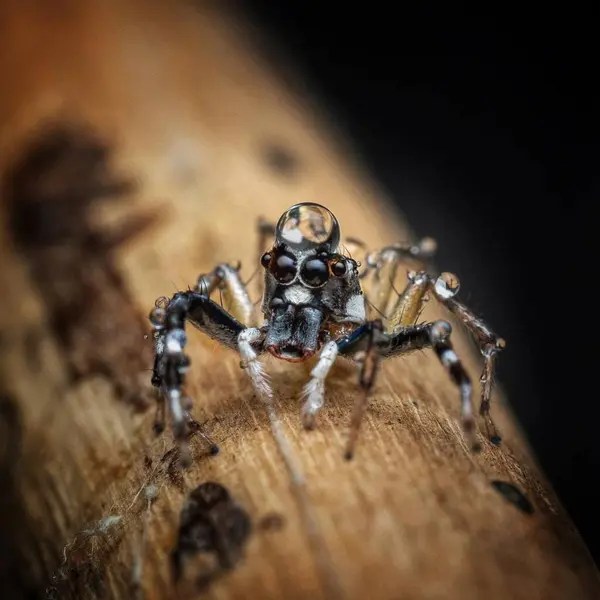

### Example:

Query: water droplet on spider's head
xmin=275 ymin=202 xmax=340 ymax=251
xmin=434 ymin=272 xmax=460 ymax=299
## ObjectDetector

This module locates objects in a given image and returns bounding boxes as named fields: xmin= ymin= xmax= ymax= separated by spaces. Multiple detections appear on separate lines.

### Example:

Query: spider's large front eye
xmin=300 ymin=257 xmax=329 ymax=287
xmin=272 ymin=252 xmax=297 ymax=283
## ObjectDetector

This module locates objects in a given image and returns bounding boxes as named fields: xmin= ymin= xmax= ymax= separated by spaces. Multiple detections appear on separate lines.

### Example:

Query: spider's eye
xmin=300 ymin=257 xmax=329 ymax=287
xmin=330 ymin=258 xmax=347 ymax=277
xmin=272 ymin=252 xmax=297 ymax=283
xmin=261 ymin=252 xmax=272 ymax=268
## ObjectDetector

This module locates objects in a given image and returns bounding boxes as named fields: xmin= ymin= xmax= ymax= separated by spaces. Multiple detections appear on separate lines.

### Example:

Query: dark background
xmin=237 ymin=3 xmax=599 ymax=561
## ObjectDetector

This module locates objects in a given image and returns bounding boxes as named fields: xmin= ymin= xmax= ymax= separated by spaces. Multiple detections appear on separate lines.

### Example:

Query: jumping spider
xmin=149 ymin=203 xmax=505 ymax=465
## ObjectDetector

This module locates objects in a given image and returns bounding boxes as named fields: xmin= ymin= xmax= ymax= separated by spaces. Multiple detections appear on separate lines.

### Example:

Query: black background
xmin=237 ymin=3 xmax=599 ymax=561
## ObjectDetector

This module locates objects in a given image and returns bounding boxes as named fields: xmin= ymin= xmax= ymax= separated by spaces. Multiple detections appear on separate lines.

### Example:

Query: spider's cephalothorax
xmin=149 ymin=202 xmax=505 ymax=466
xmin=259 ymin=204 xmax=364 ymax=362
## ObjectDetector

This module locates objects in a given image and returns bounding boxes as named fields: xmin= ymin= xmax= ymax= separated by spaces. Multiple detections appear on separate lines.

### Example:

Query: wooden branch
xmin=1 ymin=2 xmax=598 ymax=599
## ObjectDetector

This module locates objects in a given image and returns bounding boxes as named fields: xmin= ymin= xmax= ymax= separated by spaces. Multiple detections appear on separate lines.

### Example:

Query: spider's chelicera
xmin=149 ymin=202 xmax=505 ymax=466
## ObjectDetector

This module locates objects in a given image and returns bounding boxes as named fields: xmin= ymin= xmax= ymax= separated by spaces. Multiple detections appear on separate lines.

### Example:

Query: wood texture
xmin=0 ymin=2 xmax=598 ymax=599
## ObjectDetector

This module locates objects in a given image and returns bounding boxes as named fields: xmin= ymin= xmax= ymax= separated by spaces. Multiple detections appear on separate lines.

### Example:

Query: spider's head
xmin=260 ymin=203 xmax=365 ymax=361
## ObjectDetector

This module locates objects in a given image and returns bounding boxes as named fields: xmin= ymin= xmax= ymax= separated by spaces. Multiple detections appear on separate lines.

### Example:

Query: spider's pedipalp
xmin=300 ymin=340 xmax=339 ymax=429
xmin=238 ymin=327 xmax=272 ymax=403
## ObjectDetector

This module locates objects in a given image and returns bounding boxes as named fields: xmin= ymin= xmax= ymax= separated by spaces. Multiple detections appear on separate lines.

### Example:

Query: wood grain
xmin=0 ymin=1 xmax=598 ymax=599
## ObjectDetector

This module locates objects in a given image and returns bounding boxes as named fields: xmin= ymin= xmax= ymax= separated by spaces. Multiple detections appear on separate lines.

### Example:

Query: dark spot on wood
xmin=491 ymin=480 xmax=535 ymax=514
xmin=3 ymin=122 xmax=158 ymax=410
xmin=171 ymin=482 xmax=252 ymax=591
xmin=261 ymin=141 xmax=299 ymax=178
xmin=258 ymin=512 xmax=285 ymax=532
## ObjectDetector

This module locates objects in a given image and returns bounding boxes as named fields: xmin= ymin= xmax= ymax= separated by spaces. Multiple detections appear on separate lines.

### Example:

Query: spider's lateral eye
xmin=331 ymin=258 xmax=347 ymax=277
xmin=300 ymin=257 xmax=329 ymax=287
xmin=261 ymin=252 xmax=272 ymax=268
xmin=272 ymin=252 xmax=297 ymax=283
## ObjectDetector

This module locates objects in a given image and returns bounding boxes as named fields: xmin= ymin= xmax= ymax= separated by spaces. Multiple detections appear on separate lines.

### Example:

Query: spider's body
xmin=260 ymin=204 xmax=364 ymax=362
xmin=150 ymin=203 xmax=505 ymax=465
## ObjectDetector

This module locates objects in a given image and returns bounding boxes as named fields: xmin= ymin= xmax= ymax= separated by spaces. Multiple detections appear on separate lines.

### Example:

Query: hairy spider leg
xmin=150 ymin=291 xmax=246 ymax=466
xmin=300 ymin=340 xmax=339 ymax=430
xmin=337 ymin=316 xmax=480 ymax=458
xmin=387 ymin=270 xmax=432 ymax=330
xmin=196 ymin=263 xmax=254 ymax=326
xmin=386 ymin=268 xmax=505 ymax=446
xmin=428 ymin=274 xmax=506 ymax=445
xmin=337 ymin=320 xmax=383 ymax=459
xmin=362 ymin=238 xmax=438 ymax=322
xmin=153 ymin=386 xmax=166 ymax=434
xmin=391 ymin=271 xmax=482 ymax=451
xmin=238 ymin=327 xmax=272 ymax=402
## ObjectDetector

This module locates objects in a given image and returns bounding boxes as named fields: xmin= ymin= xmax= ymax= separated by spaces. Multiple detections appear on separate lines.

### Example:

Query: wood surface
xmin=0 ymin=1 xmax=598 ymax=599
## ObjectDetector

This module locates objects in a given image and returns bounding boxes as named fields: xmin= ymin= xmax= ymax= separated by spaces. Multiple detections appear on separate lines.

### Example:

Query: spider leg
xmin=430 ymin=272 xmax=506 ymax=445
xmin=338 ymin=319 xmax=480 ymax=457
xmin=387 ymin=268 xmax=505 ymax=445
xmin=385 ymin=320 xmax=480 ymax=452
xmin=196 ymin=263 xmax=254 ymax=326
xmin=361 ymin=238 xmax=437 ymax=322
xmin=337 ymin=321 xmax=384 ymax=460
xmin=387 ymin=270 xmax=432 ymax=331
xmin=152 ymin=384 xmax=166 ymax=434
xmin=300 ymin=340 xmax=339 ymax=429
xmin=238 ymin=327 xmax=272 ymax=403
xmin=149 ymin=291 xmax=245 ymax=466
